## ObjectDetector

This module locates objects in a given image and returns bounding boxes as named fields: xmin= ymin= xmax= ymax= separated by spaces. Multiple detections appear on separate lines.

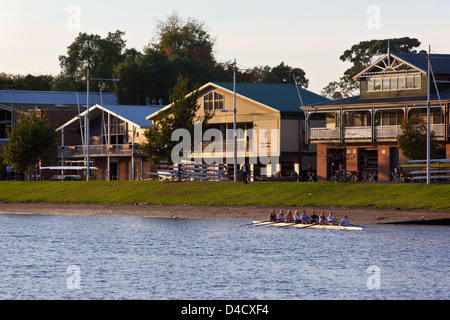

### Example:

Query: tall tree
xmin=322 ymin=37 xmax=421 ymax=99
xmin=397 ymin=116 xmax=438 ymax=160
xmin=140 ymin=76 xmax=211 ymax=165
xmin=2 ymin=111 xmax=60 ymax=178
xmin=115 ymin=13 xmax=225 ymax=105
xmin=58 ymin=30 xmax=127 ymax=91
xmin=152 ymin=12 xmax=216 ymax=66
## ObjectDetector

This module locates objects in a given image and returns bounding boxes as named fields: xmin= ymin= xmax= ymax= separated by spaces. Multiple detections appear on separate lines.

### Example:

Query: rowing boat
xmin=252 ymin=221 xmax=363 ymax=231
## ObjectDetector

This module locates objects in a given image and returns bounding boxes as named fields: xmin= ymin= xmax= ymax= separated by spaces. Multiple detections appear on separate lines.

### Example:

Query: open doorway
xmin=327 ymin=148 xmax=345 ymax=180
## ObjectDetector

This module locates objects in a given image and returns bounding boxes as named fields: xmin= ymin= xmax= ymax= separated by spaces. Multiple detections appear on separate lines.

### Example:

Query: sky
xmin=1 ymin=0 xmax=450 ymax=94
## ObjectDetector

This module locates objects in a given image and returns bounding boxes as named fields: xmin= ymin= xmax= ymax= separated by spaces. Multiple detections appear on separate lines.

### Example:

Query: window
xmin=374 ymin=79 xmax=381 ymax=91
xmin=203 ymin=91 xmax=224 ymax=111
xmin=414 ymin=76 xmax=421 ymax=89
xmin=406 ymin=77 xmax=414 ymax=89
xmin=391 ymin=78 xmax=398 ymax=90
xmin=345 ymin=112 xmax=371 ymax=127
xmin=383 ymin=78 xmax=390 ymax=90
xmin=367 ymin=76 xmax=421 ymax=92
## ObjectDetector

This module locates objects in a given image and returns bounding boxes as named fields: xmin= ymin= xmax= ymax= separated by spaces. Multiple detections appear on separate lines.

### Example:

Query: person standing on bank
xmin=242 ymin=163 xmax=249 ymax=184
xmin=6 ymin=165 xmax=13 ymax=181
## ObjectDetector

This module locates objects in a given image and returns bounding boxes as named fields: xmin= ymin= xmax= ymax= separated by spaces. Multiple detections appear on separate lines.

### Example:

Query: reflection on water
xmin=0 ymin=214 xmax=448 ymax=300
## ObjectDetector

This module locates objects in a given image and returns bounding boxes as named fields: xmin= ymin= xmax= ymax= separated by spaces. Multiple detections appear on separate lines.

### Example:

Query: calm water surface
xmin=0 ymin=214 xmax=448 ymax=300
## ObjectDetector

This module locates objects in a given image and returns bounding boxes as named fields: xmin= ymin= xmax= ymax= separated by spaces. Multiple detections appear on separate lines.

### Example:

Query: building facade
xmin=148 ymin=82 xmax=328 ymax=178
xmin=57 ymin=104 xmax=161 ymax=181
xmin=0 ymin=90 xmax=117 ymax=180
xmin=304 ymin=52 xmax=450 ymax=182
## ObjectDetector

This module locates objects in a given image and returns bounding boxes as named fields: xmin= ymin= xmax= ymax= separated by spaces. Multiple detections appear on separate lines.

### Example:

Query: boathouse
xmin=304 ymin=52 xmax=450 ymax=182
xmin=148 ymin=82 xmax=329 ymax=178
xmin=57 ymin=104 xmax=161 ymax=181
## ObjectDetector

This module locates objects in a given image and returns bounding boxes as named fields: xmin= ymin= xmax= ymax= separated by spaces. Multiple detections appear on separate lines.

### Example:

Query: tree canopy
xmin=2 ymin=111 xmax=60 ymax=175
xmin=397 ymin=116 xmax=439 ymax=160
xmin=0 ymin=12 xmax=311 ymax=106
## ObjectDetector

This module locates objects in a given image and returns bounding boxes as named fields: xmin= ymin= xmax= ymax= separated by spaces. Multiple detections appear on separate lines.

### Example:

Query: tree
xmin=397 ymin=116 xmax=439 ymax=160
xmin=0 ymin=73 xmax=54 ymax=91
xmin=259 ymin=62 xmax=309 ymax=88
xmin=151 ymin=12 xmax=216 ymax=66
xmin=140 ymin=76 xmax=211 ymax=165
xmin=58 ymin=30 xmax=127 ymax=91
xmin=115 ymin=13 xmax=226 ymax=105
xmin=2 ymin=111 xmax=60 ymax=179
xmin=322 ymin=37 xmax=421 ymax=99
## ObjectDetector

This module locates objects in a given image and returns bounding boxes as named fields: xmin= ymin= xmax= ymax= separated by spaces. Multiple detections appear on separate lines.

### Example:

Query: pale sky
xmin=1 ymin=0 xmax=450 ymax=94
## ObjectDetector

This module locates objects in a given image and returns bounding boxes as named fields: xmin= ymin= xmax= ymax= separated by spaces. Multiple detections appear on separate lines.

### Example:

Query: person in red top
xmin=285 ymin=210 xmax=293 ymax=223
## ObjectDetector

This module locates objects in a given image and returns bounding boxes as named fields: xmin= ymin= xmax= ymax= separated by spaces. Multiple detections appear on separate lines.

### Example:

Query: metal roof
xmin=306 ymin=87 xmax=450 ymax=109
xmin=58 ymin=104 xmax=161 ymax=131
xmin=0 ymin=90 xmax=117 ymax=106
xmin=212 ymin=82 xmax=329 ymax=113
xmin=392 ymin=52 xmax=450 ymax=75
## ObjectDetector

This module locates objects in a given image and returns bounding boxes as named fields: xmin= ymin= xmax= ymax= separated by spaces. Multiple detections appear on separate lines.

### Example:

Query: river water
xmin=0 ymin=214 xmax=448 ymax=300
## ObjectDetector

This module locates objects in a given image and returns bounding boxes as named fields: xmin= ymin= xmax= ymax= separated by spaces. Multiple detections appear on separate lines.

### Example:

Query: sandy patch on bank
xmin=0 ymin=202 xmax=448 ymax=225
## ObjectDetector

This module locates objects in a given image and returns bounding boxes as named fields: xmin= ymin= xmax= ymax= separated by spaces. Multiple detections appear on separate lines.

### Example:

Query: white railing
xmin=344 ymin=126 xmax=372 ymax=139
xmin=431 ymin=124 xmax=445 ymax=137
xmin=58 ymin=144 xmax=143 ymax=158
xmin=375 ymin=125 xmax=403 ymax=139
xmin=309 ymin=127 xmax=340 ymax=140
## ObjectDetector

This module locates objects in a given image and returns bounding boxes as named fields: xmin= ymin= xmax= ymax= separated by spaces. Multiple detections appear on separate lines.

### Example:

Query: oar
xmin=295 ymin=223 xmax=318 ymax=229
xmin=280 ymin=223 xmax=297 ymax=229
xmin=349 ymin=223 xmax=365 ymax=228
xmin=245 ymin=220 xmax=273 ymax=227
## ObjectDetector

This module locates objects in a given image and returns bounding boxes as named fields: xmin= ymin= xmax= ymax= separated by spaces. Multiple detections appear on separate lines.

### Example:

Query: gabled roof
xmin=392 ymin=52 xmax=450 ymax=75
xmin=58 ymin=104 xmax=161 ymax=131
xmin=354 ymin=52 xmax=450 ymax=80
xmin=147 ymin=82 xmax=329 ymax=119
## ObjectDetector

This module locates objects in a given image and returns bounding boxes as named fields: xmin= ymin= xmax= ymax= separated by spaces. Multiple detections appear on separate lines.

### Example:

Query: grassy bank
xmin=0 ymin=181 xmax=449 ymax=212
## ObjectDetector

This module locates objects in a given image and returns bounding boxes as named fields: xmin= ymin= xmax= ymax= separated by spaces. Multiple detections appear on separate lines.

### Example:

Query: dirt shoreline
xmin=0 ymin=202 xmax=448 ymax=225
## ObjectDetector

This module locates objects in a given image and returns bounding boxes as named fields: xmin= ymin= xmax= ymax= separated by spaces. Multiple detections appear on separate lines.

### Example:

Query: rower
xmin=339 ymin=215 xmax=350 ymax=227
xmin=268 ymin=209 xmax=277 ymax=222
xmin=277 ymin=210 xmax=284 ymax=223
xmin=310 ymin=211 xmax=319 ymax=224
xmin=318 ymin=212 xmax=326 ymax=225
xmin=293 ymin=210 xmax=301 ymax=223
xmin=285 ymin=210 xmax=293 ymax=223
xmin=300 ymin=210 xmax=311 ymax=224
xmin=327 ymin=211 xmax=338 ymax=225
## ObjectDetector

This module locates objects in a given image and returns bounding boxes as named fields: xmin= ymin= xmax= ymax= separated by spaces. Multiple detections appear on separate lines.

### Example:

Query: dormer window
xmin=203 ymin=91 xmax=224 ymax=111
xmin=367 ymin=75 xmax=421 ymax=92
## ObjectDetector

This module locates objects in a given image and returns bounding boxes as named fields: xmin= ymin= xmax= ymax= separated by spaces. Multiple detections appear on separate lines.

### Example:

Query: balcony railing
xmin=309 ymin=127 xmax=340 ymax=140
xmin=431 ymin=124 xmax=445 ymax=137
xmin=58 ymin=144 xmax=143 ymax=158
xmin=344 ymin=126 xmax=372 ymax=139
xmin=310 ymin=123 xmax=447 ymax=142
xmin=375 ymin=125 xmax=402 ymax=139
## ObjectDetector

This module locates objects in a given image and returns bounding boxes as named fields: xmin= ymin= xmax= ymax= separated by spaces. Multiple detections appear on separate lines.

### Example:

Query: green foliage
xmin=140 ymin=76 xmax=211 ymax=165
xmin=0 ymin=73 xmax=54 ymax=91
xmin=58 ymin=30 xmax=127 ymax=92
xmin=258 ymin=62 xmax=309 ymax=88
xmin=397 ymin=115 xmax=439 ymax=160
xmin=2 ymin=111 xmax=60 ymax=174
